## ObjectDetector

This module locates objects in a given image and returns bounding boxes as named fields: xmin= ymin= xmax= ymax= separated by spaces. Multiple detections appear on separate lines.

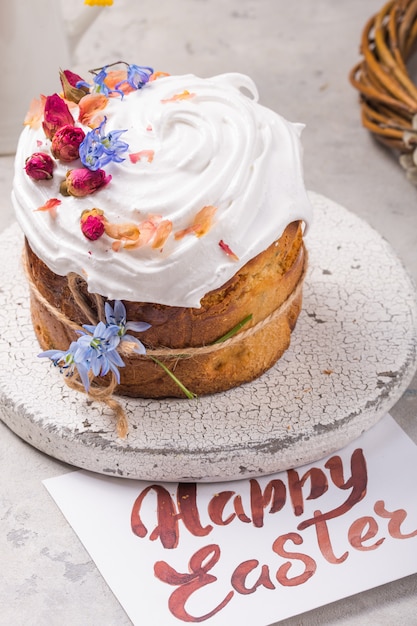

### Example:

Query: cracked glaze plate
xmin=1 ymin=192 xmax=416 ymax=481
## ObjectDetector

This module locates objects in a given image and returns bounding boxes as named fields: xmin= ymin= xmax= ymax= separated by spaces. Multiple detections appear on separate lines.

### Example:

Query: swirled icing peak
xmin=12 ymin=70 xmax=313 ymax=307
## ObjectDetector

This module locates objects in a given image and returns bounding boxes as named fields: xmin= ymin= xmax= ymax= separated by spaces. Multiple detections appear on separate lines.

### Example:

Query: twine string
xmin=64 ymin=369 xmax=128 ymax=438
xmin=23 ymin=246 xmax=307 ymax=436
xmin=24 ymin=247 xmax=307 ymax=360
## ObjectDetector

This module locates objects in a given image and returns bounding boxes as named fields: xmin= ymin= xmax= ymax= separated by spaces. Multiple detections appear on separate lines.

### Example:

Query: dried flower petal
xmin=129 ymin=150 xmax=154 ymax=163
xmin=161 ymin=90 xmax=196 ymax=103
xmin=78 ymin=93 xmax=108 ymax=127
xmin=105 ymin=69 xmax=135 ymax=95
xmin=152 ymin=219 xmax=173 ymax=249
xmin=42 ymin=94 xmax=74 ymax=140
xmin=149 ymin=71 xmax=170 ymax=82
xmin=34 ymin=198 xmax=61 ymax=218
xmin=24 ymin=96 xmax=46 ymax=129
xmin=103 ymin=221 xmax=140 ymax=242
xmin=219 ymin=239 xmax=239 ymax=261
xmin=175 ymin=205 xmax=217 ymax=239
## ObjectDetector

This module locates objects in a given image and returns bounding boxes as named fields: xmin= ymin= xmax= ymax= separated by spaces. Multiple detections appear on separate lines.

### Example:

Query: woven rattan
xmin=350 ymin=0 xmax=417 ymax=180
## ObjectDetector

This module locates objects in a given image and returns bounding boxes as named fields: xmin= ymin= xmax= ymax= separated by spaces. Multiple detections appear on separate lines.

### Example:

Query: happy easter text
xmin=130 ymin=448 xmax=417 ymax=622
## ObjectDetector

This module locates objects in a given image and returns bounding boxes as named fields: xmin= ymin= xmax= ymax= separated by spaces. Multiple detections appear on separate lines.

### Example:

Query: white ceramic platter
xmin=1 ymin=192 xmax=416 ymax=481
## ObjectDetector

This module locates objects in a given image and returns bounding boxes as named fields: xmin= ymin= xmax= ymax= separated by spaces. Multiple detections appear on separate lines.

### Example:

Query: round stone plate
xmin=1 ymin=192 xmax=416 ymax=482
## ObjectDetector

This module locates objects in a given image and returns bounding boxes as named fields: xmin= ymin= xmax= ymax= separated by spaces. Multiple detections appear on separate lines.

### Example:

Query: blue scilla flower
xmin=115 ymin=64 xmax=154 ymax=91
xmin=79 ymin=118 xmax=129 ymax=171
xmin=76 ymin=66 xmax=125 ymax=98
xmin=39 ymin=301 xmax=151 ymax=393
xmin=105 ymin=300 xmax=151 ymax=354
xmin=74 ymin=321 xmax=124 ymax=388
xmin=39 ymin=323 xmax=123 ymax=393
xmin=38 ymin=341 xmax=91 ymax=391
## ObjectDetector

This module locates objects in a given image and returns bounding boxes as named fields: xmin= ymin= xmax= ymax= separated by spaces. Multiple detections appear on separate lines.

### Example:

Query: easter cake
xmin=12 ymin=63 xmax=312 ymax=400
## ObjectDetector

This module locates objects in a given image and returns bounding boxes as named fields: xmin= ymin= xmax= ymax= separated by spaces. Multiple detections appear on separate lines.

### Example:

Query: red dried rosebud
xmin=42 ymin=94 xmax=74 ymax=140
xmin=59 ymin=69 xmax=90 ymax=104
xmin=80 ymin=208 xmax=105 ymax=240
xmin=51 ymin=125 xmax=85 ymax=162
xmin=24 ymin=152 xmax=55 ymax=181
xmin=62 ymin=168 xmax=112 ymax=197
xmin=62 ymin=69 xmax=85 ymax=88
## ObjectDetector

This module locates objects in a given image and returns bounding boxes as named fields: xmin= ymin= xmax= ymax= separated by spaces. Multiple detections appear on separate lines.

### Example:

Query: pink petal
xmin=219 ymin=239 xmax=239 ymax=261
xmin=129 ymin=150 xmax=155 ymax=164
xmin=34 ymin=198 xmax=61 ymax=219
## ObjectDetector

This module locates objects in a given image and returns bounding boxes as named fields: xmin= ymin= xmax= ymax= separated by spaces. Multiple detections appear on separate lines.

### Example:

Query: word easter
xmin=131 ymin=448 xmax=417 ymax=622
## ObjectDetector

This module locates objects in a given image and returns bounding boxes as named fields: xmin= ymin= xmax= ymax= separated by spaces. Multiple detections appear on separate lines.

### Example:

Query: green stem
xmin=212 ymin=314 xmax=253 ymax=344
xmin=149 ymin=313 xmax=253 ymax=399
xmin=150 ymin=356 xmax=197 ymax=399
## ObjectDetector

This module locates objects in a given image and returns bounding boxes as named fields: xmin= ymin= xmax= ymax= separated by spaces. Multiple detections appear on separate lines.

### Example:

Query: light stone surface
xmin=1 ymin=1 xmax=417 ymax=625
xmin=1 ymin=193 xmax=416 ymax=482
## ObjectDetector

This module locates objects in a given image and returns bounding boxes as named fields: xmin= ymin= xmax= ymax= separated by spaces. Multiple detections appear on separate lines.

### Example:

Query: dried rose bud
xmin=59 ymin=69 xmax=90 ymax=104
xmin=24 ymin=152 xmax=55 ymax=181
xmin=80 ymin=208 xmax=105 ymax=240
xmin=62 ymin=168 xmax=112 ymax=197
xmin=51 ymin=125 xmax=85 ymax=162
xmin=42 ymin=94 xmax=74 ymax=140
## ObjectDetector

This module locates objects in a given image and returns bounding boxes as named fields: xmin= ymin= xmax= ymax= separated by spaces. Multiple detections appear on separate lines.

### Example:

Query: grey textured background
xmin=0 ymin=1 xmax=417 ymax=624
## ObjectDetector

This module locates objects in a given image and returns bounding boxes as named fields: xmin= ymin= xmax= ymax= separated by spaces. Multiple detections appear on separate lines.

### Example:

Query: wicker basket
xmin=350 ymin=0 xmax=417 ymax=182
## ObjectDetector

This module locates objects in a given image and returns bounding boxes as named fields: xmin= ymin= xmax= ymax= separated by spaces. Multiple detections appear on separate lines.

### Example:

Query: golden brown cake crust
xmin=25 ymin=221 xmax=307 ymax=397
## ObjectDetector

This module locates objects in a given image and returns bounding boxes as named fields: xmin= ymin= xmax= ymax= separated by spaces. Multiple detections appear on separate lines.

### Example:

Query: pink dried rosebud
xmin=51 ymin=125 xmax=85 ymax=162
xmin=63 ymin=69 xmax=84 ymax=87
xmin=61 ymin=167 xmax=112 ymax=197
xmin=24 ymin=152 xmax=55 ymax=181
xmin=42 ymin=94 xmax=74 ymax=140
xmin=80 ymin=208 xmax=105 ymax=240
xmin=59 ymin=69 xmax=90 ymax=104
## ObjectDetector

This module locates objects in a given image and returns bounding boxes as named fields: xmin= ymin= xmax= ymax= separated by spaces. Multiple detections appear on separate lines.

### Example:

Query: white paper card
xmin=43 ymin=414 xmax=417 ymax=626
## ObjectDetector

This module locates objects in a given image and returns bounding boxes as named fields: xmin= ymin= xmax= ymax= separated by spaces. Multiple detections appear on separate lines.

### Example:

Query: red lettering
xmin=273 ymin=532 xmax=317 ymax=586
xmin=208 ymin=491 xmax=236 ymax=526
xmin=154 ymin=544 xmax=233 ymax=622
xmin=231 ymin=560 xmax=275 ymax=594
xmin=348 ymin=516 xmax=384 ymax=550
xmin=233 ymin=494 xmax=252 ymax=523
xmin=298 ymin=448 xmax=368 ymax=530
xmin=287 ymin=467 xmax=328 ymax=517
xmin=374 ymin=500 xmax=417 ymax=539
xmin=311 ymin=510 xmax=349 ymax=563
xmin=178 ymin=483 xmax=213 ymax=538
xmin=131 ymin=483 xmax=212 ymax=549
xmin=131 ymin=484 xmax=179 ymax=549
xmin=250 ymin=479 xmax=287 ymax=527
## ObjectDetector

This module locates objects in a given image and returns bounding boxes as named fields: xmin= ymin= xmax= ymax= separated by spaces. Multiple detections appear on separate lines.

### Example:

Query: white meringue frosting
xmin=12 ymin=72 xmax=312 ymax=307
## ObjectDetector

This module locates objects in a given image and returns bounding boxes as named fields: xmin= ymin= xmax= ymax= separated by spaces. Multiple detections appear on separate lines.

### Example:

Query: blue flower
xmin=75 ymin=321 xmax=124 ymax=388
xmin=115 ymin=64 xmax=154 ymax=90
xmin=104 ymin=300 xmax=151 ymax=354
xmin=38 ymin=341 xmax=90 ymax=391
xmin=76 ymin=63 xmax=154 ymax=98
xmin=79 ymin=118 xmax=128 ymax=171
xmin=76 ymin=65 xmax=125 ymax=98
xmin=39 ymin=301 xmax=151 ymax=393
